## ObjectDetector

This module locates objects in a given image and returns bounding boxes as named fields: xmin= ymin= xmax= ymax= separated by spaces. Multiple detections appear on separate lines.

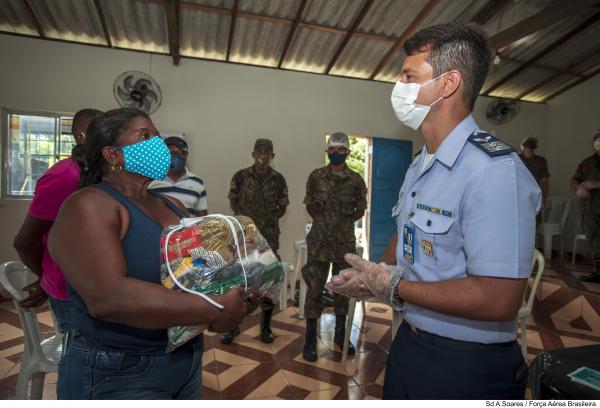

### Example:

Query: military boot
xmin=334 ymin=314 xmax=355 ymax=355
xmin=303 ymin=318 xmax=318 ymax=362
xmin=260 ymin=308 xmax=274 ymax=343
xmin=583 ymin=258 xmax=600 ymax=283
xmin=220 ymin=326 xmax=240 ymax=345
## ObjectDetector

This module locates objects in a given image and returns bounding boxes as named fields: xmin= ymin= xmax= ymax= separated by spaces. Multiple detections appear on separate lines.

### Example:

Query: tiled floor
xmin=1 ymin=255 xmax=599 ymax=400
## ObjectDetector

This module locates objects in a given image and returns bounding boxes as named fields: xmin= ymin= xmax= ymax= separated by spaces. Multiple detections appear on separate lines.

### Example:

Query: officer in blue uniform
xmin=327 ymin=23 xmax=541 ymax=399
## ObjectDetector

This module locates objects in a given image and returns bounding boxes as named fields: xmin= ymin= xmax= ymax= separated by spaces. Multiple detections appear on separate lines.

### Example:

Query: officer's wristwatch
xmin=387 ymin=270 xmax=404 ymax=310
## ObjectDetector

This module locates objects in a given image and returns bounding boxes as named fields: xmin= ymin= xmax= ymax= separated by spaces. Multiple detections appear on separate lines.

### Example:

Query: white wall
xmin=545 ymin=74 xmax=600 ymax=256
xmin=0 ymin=34 xmax=412 ymax=264
xmin=0 ymin=34 xmax=554 ymax=265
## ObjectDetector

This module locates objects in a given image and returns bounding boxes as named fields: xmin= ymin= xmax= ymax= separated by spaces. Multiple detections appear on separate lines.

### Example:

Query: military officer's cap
xmin=254 ymin=138 xmax=274 ymax=152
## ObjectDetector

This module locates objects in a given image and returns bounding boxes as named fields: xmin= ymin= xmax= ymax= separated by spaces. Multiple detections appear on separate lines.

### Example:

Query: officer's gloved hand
xmin=326 ymin=254 xmax=404 ymax=305
xmin=325 ymin=268 xmax=376 ymax=300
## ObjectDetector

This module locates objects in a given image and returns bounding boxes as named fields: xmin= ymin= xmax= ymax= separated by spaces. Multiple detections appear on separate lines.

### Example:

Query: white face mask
xmin=390 ymin=72 xmax=448 ymax=130
xmin=594 ymin=139 xmax=600 ymax=151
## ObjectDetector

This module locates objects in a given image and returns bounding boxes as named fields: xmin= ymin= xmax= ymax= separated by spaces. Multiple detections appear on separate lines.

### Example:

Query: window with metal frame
xmin=2 ymin=109 xmax=74 ymax=198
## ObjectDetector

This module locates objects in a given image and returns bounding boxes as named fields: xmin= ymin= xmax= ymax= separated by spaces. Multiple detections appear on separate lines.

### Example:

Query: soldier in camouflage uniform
xmin=221 ymin=138 xmax=289 ymax=344
xmin=302 ymin=132 xmax=367 ymax=361
xmin=519 ymin=136 xmax=549 ymax=224
xmin=571 ymin=129 xmax=600 ymax=283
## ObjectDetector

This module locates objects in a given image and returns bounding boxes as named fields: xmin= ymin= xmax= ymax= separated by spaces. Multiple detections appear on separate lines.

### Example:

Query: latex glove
xmin=577 ymin=185 xmax=590 ymax=199
xmin=326 ymin=268 xmax=377 ymax=300
xmin=327 ymin=253 xmax=404 ymax=303
xmin=581 ymin=181 xmax=600 ymax=190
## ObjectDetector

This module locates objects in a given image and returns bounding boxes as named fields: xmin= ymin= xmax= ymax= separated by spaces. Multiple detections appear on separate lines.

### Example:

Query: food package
xmin=160 ymin=215 xmax=283 ymax=352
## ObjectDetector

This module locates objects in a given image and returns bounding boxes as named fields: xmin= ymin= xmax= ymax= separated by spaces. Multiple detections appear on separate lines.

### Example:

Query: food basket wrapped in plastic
xmin=160 ymin=214 xmax=283 ymax=352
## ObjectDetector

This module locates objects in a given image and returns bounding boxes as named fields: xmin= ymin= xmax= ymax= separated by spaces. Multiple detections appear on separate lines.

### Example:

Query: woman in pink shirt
xmin=13 ymin=108 xmax=102 ymax=332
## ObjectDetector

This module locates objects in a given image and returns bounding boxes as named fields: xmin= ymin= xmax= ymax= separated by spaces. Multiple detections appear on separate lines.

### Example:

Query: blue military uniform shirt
xmin=394 ymin=114 xmax=541 ymax=343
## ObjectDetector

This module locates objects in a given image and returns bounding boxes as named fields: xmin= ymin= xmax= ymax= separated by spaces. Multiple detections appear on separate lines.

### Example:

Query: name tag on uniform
xmin=422 ymin=239 xmax=433 ymax=257
xmin=403 ymin=224 xmax=415 ymax=264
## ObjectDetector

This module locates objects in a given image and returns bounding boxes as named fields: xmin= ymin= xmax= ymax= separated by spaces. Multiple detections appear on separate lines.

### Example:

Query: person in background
xmin=301 ymin=132 xmax=367 ymax=362
xmin=222 ymin=138 xmax=289 ymax=344
xmin=13 ymin=108 xmax=103 ymax=333
xmin=149 ymin=136 xmax=208 ymax=216
xmin=328 ymin=23 xmax=540 ymax=399
xmin=571 ymin=129 xmax=600 ymax=283
xmin=48 ymin=107 xmax=259 ymax=399
xmin=519 ymin=136 xmax=549 ymax=217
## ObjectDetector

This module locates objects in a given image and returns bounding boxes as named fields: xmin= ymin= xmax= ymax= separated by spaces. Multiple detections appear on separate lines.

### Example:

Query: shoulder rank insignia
xmin=468 ymin=132 xmax=515 ymax=157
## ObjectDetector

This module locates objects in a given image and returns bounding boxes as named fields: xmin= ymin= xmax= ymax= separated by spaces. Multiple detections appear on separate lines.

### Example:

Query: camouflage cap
xmin=521 ymin=136 xmax=538 ymax=150
xmin=327 ymin=132 xmax=349 ymax=148
xmin=254 ymin=138 xmax=273 ymax=152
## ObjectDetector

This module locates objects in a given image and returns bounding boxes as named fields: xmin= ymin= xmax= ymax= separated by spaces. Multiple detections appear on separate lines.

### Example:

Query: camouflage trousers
xmin=582 ymin=209 xmax=600 ymax=262
xmin=301 ymin=260 xmax=350 ymax=319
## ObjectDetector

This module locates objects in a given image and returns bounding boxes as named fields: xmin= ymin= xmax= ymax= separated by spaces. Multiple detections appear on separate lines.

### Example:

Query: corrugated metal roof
xmin=537 ymin=23 xmax=600 ymax=73
xmin=419 ymin=0 xmax=478 ymax=29
xmin=180 ymin=7 xmax=229 ymax=60
xmin=28 ymin=0 xmax=106 ymax=45
xmin=484 ymin=0 xmax=552 ymax=37
xmin=488 ymin=67 xmax=555 ymax=99
xmin=330 ymin=36 xmax=392 ymax=78
xmin=281 ymin=26 xmax=343 ymax=73
xmin=452 ymin=0 xmax=489 ymax=23
xmin=302 ymin=0 xmax=365 ymax=30
xmin=501 ymin=15 xmax=586 ymax=62
xmin=374 ymin=48 xmax=406 ymax=82
xmin=520 ymin=75 xmax=577 ymax=102
xmin=358 ymin=0 xmax=426 ymax=37
xmin=0 ymin=0 xmax=38 ymax=36
xmin=481 ymin=62 xmax=522 ymax=94
xmin=0 ymin=0 xmax=597 ymax=102
xmin=230 ymin=17 xmax=291 ymax=67
xmin=99 ymin=0 xmax=168 ymax=53
xmin=573 ymin=52 xmax=600 ymax=77
xmin=239 ymin=0 xmax=301 ymax=19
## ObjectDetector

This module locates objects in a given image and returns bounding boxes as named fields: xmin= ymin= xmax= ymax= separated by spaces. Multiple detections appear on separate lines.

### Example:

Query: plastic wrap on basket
xmin=160 ymin=214 xmax=283 ymax=352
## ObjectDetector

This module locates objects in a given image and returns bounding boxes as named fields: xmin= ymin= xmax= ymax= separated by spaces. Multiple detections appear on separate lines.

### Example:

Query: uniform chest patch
xmin=468 ymin=132 xmax=515 ymax=157
xmin=416 ymin=203 xmax=453 ymax=218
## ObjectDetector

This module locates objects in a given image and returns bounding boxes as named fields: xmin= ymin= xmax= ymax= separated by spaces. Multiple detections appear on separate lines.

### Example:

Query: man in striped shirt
xmin=149 ymin=136 xmax=208 ymax=216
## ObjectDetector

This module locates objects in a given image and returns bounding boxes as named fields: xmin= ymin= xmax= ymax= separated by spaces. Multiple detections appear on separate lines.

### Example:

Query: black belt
xmin=403 ymin=321 xmax=515 ymax=352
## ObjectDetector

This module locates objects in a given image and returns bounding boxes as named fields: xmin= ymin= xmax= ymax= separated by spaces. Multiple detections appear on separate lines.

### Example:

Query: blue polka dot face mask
xmin=113 ymin=136 xmax=171 ymax=180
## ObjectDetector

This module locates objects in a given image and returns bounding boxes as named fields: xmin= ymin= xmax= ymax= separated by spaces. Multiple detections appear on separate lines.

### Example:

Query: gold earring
xmin=112 ymin=162 xmax=123 ymax=175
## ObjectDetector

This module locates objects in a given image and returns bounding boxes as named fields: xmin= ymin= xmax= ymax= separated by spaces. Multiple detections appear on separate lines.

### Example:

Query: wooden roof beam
xmin=485 ymin=11 xmax=600 ymax=95
xmin=278 ymin=0 xmax=307 ymax=68
xmin=325 ymin=0 xmax=375 ymax=74
xmin=517 ymin=43 xmax=600 ymax=99
xmin=368 ymin=0 xmax=440 ymax=80
xmin=470 ymin=0 xmax=511 ymax=25
xmin=164 ymin=0 xmax=180 ymax=65
xmin=225 ymin=0 xmax=239 ymax=62
xmin=543 ymin=63 xmax=600 ymax=102
xmin=93 ymin=0 xmax=112 ymax=47
xmin=489 ymin=0 xmax=599 ymax=50
xmin=20 ymin=0 xmax=45 ymax=38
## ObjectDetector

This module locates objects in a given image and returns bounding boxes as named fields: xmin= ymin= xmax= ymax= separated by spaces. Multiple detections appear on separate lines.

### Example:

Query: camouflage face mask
xmin=255 ymin=156 xmax=272 ymax=168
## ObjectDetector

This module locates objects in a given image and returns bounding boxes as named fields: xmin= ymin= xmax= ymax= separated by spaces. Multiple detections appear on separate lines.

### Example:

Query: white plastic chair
xmin=295 ymin=240 xmax=308 ymax=319
xmin=278 ymin=262 xmax=293 ymax=311
xmin=0 ymin=261 xmax=61 ymax=399
xmin=572 ymin=234 xmax=587 ymax=265
xmin=537 ymin=196 xmax=571 ymax=260
xmin=518 ymin=249 xmax=545 ymax=359
xmin=295 ymin=222 xmax=312 ymax=319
